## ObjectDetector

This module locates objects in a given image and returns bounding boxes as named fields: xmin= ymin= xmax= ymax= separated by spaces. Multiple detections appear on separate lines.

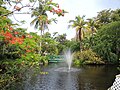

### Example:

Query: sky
xmin=10 ymin=0 xmax=120 ymax=40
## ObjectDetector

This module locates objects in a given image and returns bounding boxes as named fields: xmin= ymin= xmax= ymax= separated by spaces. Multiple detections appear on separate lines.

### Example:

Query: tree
xmin=30 ymin=0 xmax=66 ymax=54
xmin=92 ymin=21 xmax=120 ymax=64
xmin=95 ymin=9 xmax=120 ymax=28
xmin=111 ymin=9 xmax=120 ymax=22
xmin=41 ymin=32 xmax=58 ymax=55
xmin=68 ymin=15 xmax=86 ymax=51
xmin=86 ymin=18 xmax=97 ymax=36
xmin=30 ymin=0 xmax=66 ymax=36
xmin=53 ymin=33 xmax=68 ymax=54
xmin=95 ymin=9 xmax=111 ymax=28
xmin=30 ymin=1 xmax=48 ymax=36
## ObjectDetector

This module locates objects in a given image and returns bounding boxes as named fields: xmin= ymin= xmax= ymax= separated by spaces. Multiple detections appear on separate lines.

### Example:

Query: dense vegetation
xmin=0 ymin=0 xmax=120 ymax=89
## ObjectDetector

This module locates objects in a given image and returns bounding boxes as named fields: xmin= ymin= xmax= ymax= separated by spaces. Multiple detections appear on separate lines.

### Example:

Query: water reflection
xmin=22 ymin=64 xmax=119 ymax=90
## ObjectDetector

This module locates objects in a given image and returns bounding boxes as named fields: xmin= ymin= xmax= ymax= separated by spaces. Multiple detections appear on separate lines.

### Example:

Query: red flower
xmin=14 ymin=31 xmax=19 ymax=35
xmin=22 ymin=35 xmax=25 ymax=39
xmin=58 ymin=9 xmax=62 ymax=13
xmin=26 ymin=50 xmax=31 ymax=53
xmin=9 ymin=40 xmax=16 ymax=44
xmin=9 ymin=27 xmax=13 ymax=31
xmin=3 ymin=31 xmax=13 ymax=41
xmin=9 ymin=37 xmax=23 ymax=44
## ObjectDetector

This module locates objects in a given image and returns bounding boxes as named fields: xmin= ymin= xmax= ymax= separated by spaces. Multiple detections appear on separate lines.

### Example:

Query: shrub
xmin=73 ymin=49 xmax=105 ymax=65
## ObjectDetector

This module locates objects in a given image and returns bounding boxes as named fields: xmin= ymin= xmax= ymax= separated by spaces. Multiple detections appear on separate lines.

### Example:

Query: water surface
xmin=11 ymin=64 xmax=119 ymax=90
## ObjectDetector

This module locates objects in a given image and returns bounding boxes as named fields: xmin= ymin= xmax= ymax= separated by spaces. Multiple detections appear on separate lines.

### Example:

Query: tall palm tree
xmin=30 ymin=1 xmax=49 ymax=54
xmin=30 ymin=0 xmax=64 ymax=54
xmin=30 ymin=0 xmax=58 ymax=36
xmin=30 ymin=1 xmax=48 ymax=36
xmin=68 ymin=15 xmax=86 ymax=51
xmin=68 ymin=15 xmax=86 ymax=41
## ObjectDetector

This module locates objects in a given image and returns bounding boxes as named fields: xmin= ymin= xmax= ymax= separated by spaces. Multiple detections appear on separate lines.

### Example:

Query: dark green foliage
xmin=92 ymin=21 xmax=120 ymax=64
xmin=95 ymin=9 xmax=120 ymax=29
xmin=67 ymin=40 xmax=80 ymax=52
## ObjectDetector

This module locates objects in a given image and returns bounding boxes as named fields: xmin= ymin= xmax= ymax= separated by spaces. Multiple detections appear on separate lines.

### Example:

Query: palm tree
xmin=30 ymin=1 xmax=48 ymax=36
xmin=86 ymin=18 xmax=97 ymax=36
xmin=68 ymin=15 xmax=86 ymax=51
xmin=30 ymin=0 xmax=64 ymax=54
xmin=30 ymin=0 xmax=58 ymax=36
xmin=30 ymin=1 xmax=49 ymax=54
xmin=83 ymin=18 xmax=97 ymax=49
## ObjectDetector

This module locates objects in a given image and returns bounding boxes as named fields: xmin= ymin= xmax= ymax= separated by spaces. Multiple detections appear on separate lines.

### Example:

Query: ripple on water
xmin=54 ymin=67 xmax=80 ymax=72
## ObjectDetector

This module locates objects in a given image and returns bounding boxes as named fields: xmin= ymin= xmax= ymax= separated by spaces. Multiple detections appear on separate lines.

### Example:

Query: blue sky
xmin=11 ymin=0 xmax=120 ymax=40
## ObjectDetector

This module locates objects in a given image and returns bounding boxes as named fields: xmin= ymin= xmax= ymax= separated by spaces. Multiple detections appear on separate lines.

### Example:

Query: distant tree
xmin=111 ymin=9 xmax=120 ymax=22
xmin=86 ymin=18 xmax=97 ymax=36
xmin=95 ymin=9 xmax=120 ymax=28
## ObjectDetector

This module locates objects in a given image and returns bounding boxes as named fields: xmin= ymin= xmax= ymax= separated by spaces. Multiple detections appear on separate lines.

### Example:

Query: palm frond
xmin=30 ymin=17 xmax=38 ymax=26
xmin=68 ymin=20 xmax=75 ymax=23
xmin=68 ymin=25 xmax=72 ymax=29
xmin=35 ymin=21 xmax=39 ymax=29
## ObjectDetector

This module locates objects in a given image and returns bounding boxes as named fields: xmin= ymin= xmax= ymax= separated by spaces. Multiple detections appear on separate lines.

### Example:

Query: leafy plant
xmin=73 ymin=49 xmax=104 ymax=65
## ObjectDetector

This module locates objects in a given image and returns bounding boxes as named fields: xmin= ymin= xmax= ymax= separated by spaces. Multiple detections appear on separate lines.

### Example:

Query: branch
xmin=0 ymin=5 xmax=31 ymax=17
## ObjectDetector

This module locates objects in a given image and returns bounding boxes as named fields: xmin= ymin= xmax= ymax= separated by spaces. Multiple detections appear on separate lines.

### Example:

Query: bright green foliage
xmin=41 ymin=32 xmax=58 ymax=55
xmin=53 ymin=33 xmax=69 ymax=54
xmin=86 ymin=18 xmax=97 ymax=37
xmin=0 ymin=0 xmax=67 ymax=89
xmin=73 ymin=49 xmax=104 ymax=65
xmin=0 ymin=28 xmax=42 ymax=89
xmin=30 ymin=0 xmax=67 ymax=54
xmin=0 ymin=0 xmax=3 ymax=5
xmin=66 ymin=40 xmax=80 ymax=52
xmin=92 ymin=21 xmax=120 ymax=64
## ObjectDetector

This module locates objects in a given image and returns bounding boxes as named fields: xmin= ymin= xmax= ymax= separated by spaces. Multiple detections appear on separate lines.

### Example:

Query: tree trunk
xmin=39 ymin=27 xmax=43 ymax=54
xmin=78 ymin=28 xmax=82 ymax=51
xmin=78 ymin=28 xmax=82 ymax=41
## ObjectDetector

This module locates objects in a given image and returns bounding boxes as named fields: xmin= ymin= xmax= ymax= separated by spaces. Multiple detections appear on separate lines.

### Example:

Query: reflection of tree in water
xmin=77 ymin=65 xmax=119 ymax=90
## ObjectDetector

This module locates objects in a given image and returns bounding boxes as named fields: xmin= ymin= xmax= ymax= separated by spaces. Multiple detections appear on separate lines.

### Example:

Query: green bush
xmin=73 ymin=49 xmax=105 ymax=65
xmin=92 ymin=21 xmax=120 ymax=64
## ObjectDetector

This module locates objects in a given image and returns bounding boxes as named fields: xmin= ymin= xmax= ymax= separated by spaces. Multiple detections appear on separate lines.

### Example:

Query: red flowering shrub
xmin=2 ymin=30 xmax=24 ymax=45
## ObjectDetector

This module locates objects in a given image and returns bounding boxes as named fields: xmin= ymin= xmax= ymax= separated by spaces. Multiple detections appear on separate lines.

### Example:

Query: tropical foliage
xmin=73 ymin=49 xmax=104 ymax=65
xmin=0 ymin=0 xmax=120 ymax=89
xmin=0 ymin=0 xmax=67 ymax=89
xmin=70 ymin=9 xmax=120 ymax=65
xmin=92 ymin=21 xmax=120 ymax=64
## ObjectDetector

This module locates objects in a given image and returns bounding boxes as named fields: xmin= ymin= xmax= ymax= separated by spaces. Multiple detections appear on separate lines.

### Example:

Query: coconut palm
xmin=30 ymin=0 xmax=59 ymax=36
xmin=68 ymin=15 xmax=86 ymax=51
xmin=30 ymin=1 xmax=51 ymax=54
xmin=30 ymin=1 xmax=48 ymax=36
xmin=83 ymin=18 xmax=97 ymax=50
xmin=86 ymin=18 xmax=97 ymax=36
xmin=68 ymin=15 xmax=86 ymax=41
